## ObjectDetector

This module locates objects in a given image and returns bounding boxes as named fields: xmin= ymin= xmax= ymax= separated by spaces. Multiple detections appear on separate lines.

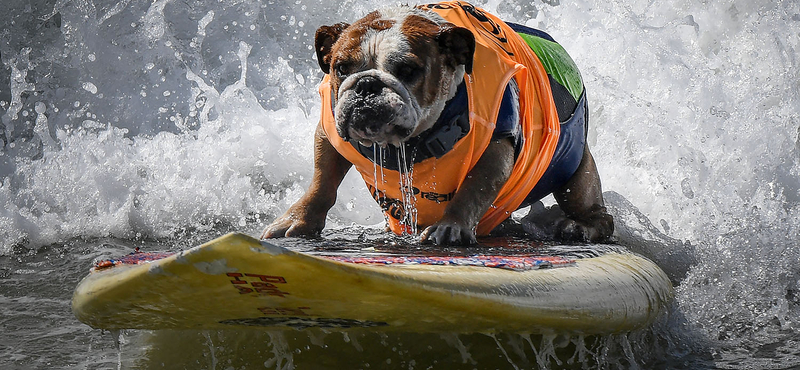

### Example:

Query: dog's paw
xmin=420 ymin=221 xmax=478 ymax=246
xmin=555 ymin=211 xmax=614 ymax=243
xmin=260 ymin=214 xmax=324 ymax=239
xmin=260 ymin=220 xmax=291 ymax=239
xmin=555 ymin=218 xmax=592 ymax=242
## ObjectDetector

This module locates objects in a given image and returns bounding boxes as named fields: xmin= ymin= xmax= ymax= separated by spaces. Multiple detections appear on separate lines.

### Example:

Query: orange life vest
xmin=319 ymin=1 xmax=560 ymax=235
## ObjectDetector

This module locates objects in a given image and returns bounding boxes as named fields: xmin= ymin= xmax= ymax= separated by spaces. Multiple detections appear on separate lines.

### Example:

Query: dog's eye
xmin=396 ymin=63 xmax=423 ymax=83
xmin=334 ymin=63 xmax=351 ymax=79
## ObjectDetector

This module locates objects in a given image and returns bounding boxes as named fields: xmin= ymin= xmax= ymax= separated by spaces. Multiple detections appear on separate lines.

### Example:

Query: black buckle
xmin=424 ymin=123 xmax=462 ymax=158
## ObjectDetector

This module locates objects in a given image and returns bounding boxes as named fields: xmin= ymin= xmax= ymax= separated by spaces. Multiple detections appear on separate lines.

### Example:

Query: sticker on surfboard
xmin=93 ymin=249 xmax=574 ymax=272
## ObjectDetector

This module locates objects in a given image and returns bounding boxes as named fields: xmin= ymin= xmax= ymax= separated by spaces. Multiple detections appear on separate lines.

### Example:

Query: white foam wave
xmin=1 ymin=0 xmax=799 ymax=363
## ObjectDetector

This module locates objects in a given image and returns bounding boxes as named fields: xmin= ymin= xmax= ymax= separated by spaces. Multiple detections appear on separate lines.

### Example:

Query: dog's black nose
xmin=354 ymin=76 xmax=385 ymax=95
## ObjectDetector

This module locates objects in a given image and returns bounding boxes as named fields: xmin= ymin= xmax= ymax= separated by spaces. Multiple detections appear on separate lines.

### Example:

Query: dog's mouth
xmin=334 ymin=72 xmax=419 ymax=147
xmin=340 ymin=107 xmax=414 ymax=147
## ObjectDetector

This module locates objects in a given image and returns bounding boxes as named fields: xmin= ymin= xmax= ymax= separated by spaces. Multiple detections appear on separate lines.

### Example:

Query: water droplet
xmin=82 ymin=81 xmax=98 ymax=94
xmin=681 ymin=178 xmax=695 ymax=199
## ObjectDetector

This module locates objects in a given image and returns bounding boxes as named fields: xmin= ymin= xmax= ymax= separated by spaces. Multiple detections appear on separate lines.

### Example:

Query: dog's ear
xmin=315 ymin=23 xmax=350 ymax=74
xmin=437 ymin=24 xmax=475 ymax=75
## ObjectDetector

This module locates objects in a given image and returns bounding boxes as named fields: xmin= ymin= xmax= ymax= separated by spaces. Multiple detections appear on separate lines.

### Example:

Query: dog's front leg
xmin=420 ymin=138 xmax=515 ymax=245
xmin=261 ymin=122 xmax=352 ymax=239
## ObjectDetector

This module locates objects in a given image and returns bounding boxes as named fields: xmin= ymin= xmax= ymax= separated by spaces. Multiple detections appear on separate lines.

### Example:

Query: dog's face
xmin=315 ymin=8 xmax=475 ymax=147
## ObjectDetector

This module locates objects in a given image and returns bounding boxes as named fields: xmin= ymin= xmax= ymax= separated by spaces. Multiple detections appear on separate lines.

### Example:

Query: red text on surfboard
xmin=226 ymin=272 xmax=290 ymax=298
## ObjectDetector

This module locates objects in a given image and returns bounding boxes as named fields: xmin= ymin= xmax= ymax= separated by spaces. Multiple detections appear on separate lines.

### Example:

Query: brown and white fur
xmin=262 ymin=7 xmax=613 ymax=245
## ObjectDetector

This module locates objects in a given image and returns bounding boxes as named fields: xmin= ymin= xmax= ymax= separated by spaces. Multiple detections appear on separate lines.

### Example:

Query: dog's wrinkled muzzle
xmin=334 ymin=71 xmax=419 ymax=146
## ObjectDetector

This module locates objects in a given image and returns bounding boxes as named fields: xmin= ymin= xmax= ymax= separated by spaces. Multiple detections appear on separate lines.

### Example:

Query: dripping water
xmin=396 ymin=144 xmax=418 ymax=235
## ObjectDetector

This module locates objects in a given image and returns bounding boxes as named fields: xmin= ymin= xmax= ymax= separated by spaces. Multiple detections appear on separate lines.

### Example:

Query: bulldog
xmin=262 ymin=2 xmax=613 ymax=245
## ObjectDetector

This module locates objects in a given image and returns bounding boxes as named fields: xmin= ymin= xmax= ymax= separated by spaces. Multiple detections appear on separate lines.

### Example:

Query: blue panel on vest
xmin=505 ymin=22 xmax=557 ymax=43
xmin=522 ymin=91 xmax=587 ymax=206
xmin=494 ymin=82 xmax=520 ymax=140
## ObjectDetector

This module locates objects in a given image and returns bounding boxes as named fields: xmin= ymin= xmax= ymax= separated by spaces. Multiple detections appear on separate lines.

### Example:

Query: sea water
xmin=1 ymin=0 xmax=798 ymax=368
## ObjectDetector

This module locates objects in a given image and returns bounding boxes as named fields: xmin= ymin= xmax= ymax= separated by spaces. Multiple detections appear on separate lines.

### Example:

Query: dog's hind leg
xmin=552 ymin=145 xmax=614 ymax=242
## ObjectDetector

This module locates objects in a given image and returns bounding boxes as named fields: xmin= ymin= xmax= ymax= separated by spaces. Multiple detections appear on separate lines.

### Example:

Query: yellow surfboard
xmin=72 ymin=233 xmax=673 ymax=334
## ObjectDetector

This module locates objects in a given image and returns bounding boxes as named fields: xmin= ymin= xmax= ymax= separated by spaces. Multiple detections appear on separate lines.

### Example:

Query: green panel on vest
xmin=516 ymin=32 xmax=583 ymax=101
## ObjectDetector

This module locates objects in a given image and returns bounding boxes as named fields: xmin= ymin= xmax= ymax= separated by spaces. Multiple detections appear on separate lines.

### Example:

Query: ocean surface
xmin=1 ymin=0 xmax=799 ymax=368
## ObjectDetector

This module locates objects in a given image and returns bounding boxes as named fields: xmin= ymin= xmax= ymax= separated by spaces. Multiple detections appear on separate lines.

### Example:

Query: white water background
xmin=1 ymin=0 xmax=799 ymax=368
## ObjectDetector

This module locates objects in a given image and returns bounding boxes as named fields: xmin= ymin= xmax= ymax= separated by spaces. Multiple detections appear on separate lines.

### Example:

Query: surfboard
xmin=72 ymin=233 xmax=673 ymax=334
